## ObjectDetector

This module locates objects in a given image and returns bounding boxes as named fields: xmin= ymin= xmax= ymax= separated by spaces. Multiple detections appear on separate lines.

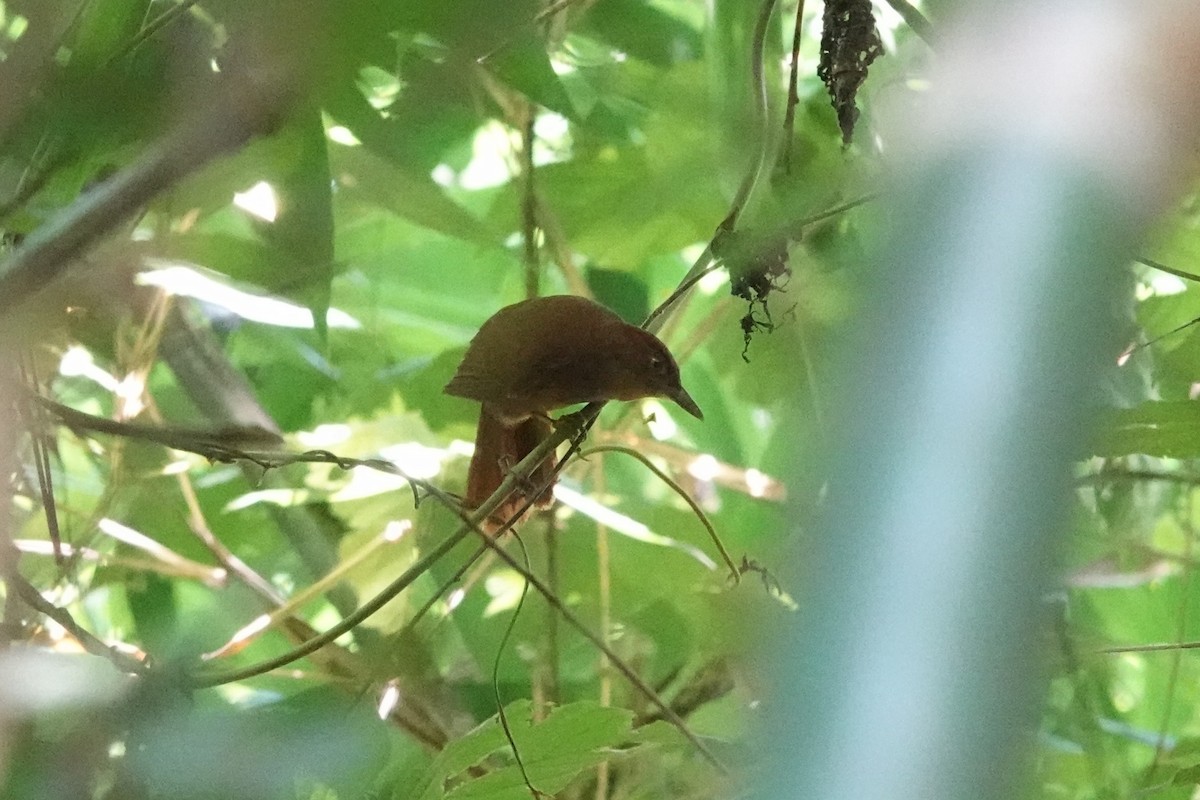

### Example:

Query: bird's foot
xmin=553 ymin=409 xmax=591 ymax=448
xmin=496 ymin=455 xmax=552 ymax=514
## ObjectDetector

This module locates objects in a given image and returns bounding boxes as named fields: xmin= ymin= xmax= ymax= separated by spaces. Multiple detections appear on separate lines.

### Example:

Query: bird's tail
xmin=466 ymin=410 xmax=555 ymax=529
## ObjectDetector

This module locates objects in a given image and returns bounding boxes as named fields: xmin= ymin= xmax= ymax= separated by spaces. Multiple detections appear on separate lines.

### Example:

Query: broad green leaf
xmin=68 ymin=0 xmax=152 ymax=67
xmin=322 ymin=60 xmax=479 ymax=173
xmin=586 ymin=267 xmax=651 ymax=323
xmin=488 ymin=34 xmax=577 ymax=120
xmin=581 ymin=0 xmax=703 ymax=66
xmin=157 ymin=232 xmax=283 ymax=291
xmin=409 ymin=701 xmax=636 ymax=800
xmin=260 ymin=106 xmax=336 ymax=334
xmin=490 ymin=60 xmax=726 ymax=264
xmin=332 ymin=144 xmax=500 ymax=247
xmin=156 ymin=110 xmax=337 ymax=315
xmin=1093 ymin=401 xmax=1200 ymax=458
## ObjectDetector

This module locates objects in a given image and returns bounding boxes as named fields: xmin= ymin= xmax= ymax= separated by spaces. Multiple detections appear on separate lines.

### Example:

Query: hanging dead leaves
xmin=817 ymin=0 xmax=883 ymax=146
xmin=715 ymin=229 xmax=792 ymax=362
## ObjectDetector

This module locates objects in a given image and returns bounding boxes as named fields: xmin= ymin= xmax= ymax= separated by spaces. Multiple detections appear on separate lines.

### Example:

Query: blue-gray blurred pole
xmin=759 ymin=4 xmax=1200 ymax=799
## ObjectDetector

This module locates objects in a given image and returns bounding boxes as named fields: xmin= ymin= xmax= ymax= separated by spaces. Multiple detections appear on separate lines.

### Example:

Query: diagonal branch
xmin=0 ymin=71 xmax=293 ymax=317
xmin=9 ymin=574 xmax=148 ymax=674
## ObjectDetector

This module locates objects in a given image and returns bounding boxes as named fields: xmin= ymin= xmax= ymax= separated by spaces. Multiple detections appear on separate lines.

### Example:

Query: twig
xmin=203 ymin=522 xmax=413 ymax=660
xmin=34 ymin=362 xmax=724 ymax=769
xmin=541 ymin=511 xmax=560 ymax=707
xmin=536 ymin=200 xmax=591 ymax=297
xmin=10 ymin=575 xmax=148 ymax=674
xmin=421 ymin=484 xmax=728 ymax=774
xmin=106 ymin=0 xmax=203 ymax=65
xmin=475 ymin=0 xmax=590 ymax=64
xmin=189 ymin=520 xmax=476 ymax=686
xmin=532 ymin=0 xmax=587 ymax=25
xmin=492 ymin=532 xmax=547 ymax=798
xmin=1100 ymin=640 xmax=1200 ymax=655
xmin=635 ymin=658 xmax=735 ymax=726
xmin=641 ymin=190 xmax=876 ymax=336
xmin=718 ymin=0 xmax=780 ymax=233
xmin=1076 ymin=470 xmax=1200 ymax=487
xmin=782 ymin=0 xmax=807 ymax=175
xmin=33 ymin=394 xmax=282 ymax=452
xmin=402 ymin=541 xmax=492 ymax=630
xmin=593 ymin=463 xmax=612 ymax=800
xmin=0 ymin=149 xmax=69 ymax=226
xmin=187 ymin=432 xmax=729 ymax=769
xmin=1151 ymin=495 xmax=1196 ymax=771
xmin=520 ymin=102 xmax=540 ymax=299
xmin=1137 ymin=256 xmax=1200 ymax=284
xmin=793 ymin=190 xmax=879 ymax=230
xmin=176 ymin=471 xmax=283 ymax=603
xmin=578 ymin=445 xmax=739 ymax=584
xmin=14 ymin=539 xmax=223 ymax=583
xmin=187 ymin=427 xmax=566 ymax=687
xmin=17 ymin=356 xmax=62 ymax=563
xmin=642 ymin=252 xmax=723 ymax=334
xmin=1120 ymin=315 xmax=1200 ymax=360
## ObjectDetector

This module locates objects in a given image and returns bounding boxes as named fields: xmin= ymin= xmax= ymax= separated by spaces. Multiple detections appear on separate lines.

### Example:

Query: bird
xmin=444 ymin=294 xmax=703 ymax=527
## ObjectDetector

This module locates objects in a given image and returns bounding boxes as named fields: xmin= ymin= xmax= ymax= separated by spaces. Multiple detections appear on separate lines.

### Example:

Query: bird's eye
xmin=649 ymin=355 xmax=667 ymax=374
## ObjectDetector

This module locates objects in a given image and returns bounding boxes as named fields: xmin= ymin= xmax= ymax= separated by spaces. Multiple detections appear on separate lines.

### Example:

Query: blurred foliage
xmin=7 ymin=1 xmax=1200 ymax=799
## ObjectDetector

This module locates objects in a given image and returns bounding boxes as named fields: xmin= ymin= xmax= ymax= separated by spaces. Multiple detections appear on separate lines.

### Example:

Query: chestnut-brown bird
xmin=444 ymin=294 xmax=702 ymax=526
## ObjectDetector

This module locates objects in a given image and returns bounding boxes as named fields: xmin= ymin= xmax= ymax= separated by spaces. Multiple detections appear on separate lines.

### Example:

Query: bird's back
xmin=444 ymin=295 xmax=626 ymax=415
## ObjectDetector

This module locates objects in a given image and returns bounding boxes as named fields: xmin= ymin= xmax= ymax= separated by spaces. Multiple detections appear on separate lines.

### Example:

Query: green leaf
xmin=491 ymin=60 xmax=725 ymax=264
xmin=488 ymin=34 xmax=577 ymax=120
xmin=68 ymin=0 xmax=152 ymax=67
xmin=582 ymin=0 xmax=702 ymax=66
xmin=262 ymin=106 xmax=336 ymax=335
xmin=322 ymin=61 xmax=478 ymax=173
xmin=332 ymin=144 xmax=501 ymax=247
xmin=156 ymin=108 xmax=337 ymax=320
xmin=409 ymin=700 xmax=636 ymax=800
xmin=158 ymin=232 xmax=283 ymax=291
xmin=586 ymin=267 xmax=650 ymax=323
xmin=1093 ymin=401 xmax=1200 ymax=458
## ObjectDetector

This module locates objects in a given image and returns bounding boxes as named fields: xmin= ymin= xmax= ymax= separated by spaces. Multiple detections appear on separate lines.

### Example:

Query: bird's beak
xmin=669 ymin=386 xmax=704 ymax=421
